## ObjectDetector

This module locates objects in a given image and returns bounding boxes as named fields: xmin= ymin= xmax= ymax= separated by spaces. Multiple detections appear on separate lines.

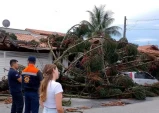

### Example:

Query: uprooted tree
xmin=43 ymin=5 xmax=159 ymax=100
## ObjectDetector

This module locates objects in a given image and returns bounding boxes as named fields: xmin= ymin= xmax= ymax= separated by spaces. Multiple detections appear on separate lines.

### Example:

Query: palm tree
xmin=81 ymin=5 xmax=121 ymax=38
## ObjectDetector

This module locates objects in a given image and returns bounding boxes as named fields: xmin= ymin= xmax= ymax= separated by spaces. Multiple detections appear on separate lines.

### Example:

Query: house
xmin=0 ymin=27 xmax=65 ymax=77
xmin=138 ymin=45 xmax=159 ymax=60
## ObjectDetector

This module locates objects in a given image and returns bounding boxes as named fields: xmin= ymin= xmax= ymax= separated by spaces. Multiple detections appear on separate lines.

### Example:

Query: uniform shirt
xmin=43 ymin=81 xmax=63 ymax=108
xmin=22 ymin=64 xmax=43 ymax=92
xmin=8 ymin=68 xmax=21 ymax=93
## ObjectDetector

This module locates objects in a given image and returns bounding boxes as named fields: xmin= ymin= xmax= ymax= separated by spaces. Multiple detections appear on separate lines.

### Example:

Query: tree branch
xmin=47 ymin=35 xmax=57 ymax=60
xmin=100 ymin=40 xmax=110 ymax=85
xmin=68 ymin=45 xmax=102 ymax=67
xmin=53 ymin=37 xmax=93 ymax=64
xmin=60 ymin=24 xmax=81 ymax=48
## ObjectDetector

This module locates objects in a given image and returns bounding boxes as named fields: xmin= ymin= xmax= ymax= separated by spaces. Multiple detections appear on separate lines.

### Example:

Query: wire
xmin=127 ymin=28 xmax=159 ymax=30
xmin=127 ymin=19 xmax=159 ymax=21
xmin=126 ymin=20 xmax=139 ymax=30
xmin=126 ymin=18 xmax=159 ymax=31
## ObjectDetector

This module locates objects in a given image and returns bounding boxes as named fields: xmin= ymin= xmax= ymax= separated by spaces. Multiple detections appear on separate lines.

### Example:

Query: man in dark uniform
xmin=22 ymin=56 xmax=43 ymax=113
xmin=8 ymin=59 xmax=24 ymax=113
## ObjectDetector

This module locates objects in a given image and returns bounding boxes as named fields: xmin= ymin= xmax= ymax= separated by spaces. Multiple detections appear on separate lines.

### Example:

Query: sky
xmin=0 ymin=0 xmax=159 ymax=45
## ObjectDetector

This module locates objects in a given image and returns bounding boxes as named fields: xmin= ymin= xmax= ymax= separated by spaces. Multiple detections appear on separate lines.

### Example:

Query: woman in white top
xmin=40 ymin=64 xmax=64 ymax=113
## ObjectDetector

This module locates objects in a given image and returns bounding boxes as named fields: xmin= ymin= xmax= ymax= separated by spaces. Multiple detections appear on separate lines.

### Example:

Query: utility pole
xmin=123 ymin=16 xmax=127 ymax=38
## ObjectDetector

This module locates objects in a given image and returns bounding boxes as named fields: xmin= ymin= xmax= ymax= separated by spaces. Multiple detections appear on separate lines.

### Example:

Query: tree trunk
xmin=100 ymin=39 xmax=110 ymax=85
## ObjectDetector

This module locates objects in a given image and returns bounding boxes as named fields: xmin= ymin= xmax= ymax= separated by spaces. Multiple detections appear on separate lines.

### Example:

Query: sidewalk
xmin=0 ymin=97 xmax=158 ymax=113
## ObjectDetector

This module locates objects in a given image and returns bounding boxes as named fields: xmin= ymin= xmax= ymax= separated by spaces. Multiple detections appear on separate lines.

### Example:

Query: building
xmin=0 ymin=27 xmax=65 ymax=77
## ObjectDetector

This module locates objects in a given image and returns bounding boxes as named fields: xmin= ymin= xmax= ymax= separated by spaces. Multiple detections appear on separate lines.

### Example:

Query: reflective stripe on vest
xmin=22 ymin=72 xmax=37 ymax=76
xmin=22 ymin=64 xmax=39 ymax=75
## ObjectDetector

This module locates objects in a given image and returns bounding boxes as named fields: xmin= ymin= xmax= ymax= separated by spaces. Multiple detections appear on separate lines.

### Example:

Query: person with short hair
xmin=40 ymin=64 xmax=64 ymax=113
xmin=22 ymin=56 xmax=43 ymax=113
xmin=8 ymin=59 xmax=24 ymax=113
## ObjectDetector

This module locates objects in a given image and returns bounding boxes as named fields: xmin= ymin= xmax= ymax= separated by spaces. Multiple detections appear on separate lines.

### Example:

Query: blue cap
xmin=28 ymin=56 xmax=36 ymax=62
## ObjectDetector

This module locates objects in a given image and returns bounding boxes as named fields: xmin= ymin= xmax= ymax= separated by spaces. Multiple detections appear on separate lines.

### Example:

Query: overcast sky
xmin=0 ymin=0 xmax=159 ymax=45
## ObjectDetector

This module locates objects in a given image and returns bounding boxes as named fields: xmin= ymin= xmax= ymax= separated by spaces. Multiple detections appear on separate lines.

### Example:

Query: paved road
xmin=0 ymin=97 xmax=159 ymax=113
xmin=83 ymin=97 xmax=159 ymax=113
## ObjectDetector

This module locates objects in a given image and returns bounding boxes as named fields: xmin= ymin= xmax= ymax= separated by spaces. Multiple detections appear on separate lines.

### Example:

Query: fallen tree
xmin=1 ymin=33 xmax=159 ymax=101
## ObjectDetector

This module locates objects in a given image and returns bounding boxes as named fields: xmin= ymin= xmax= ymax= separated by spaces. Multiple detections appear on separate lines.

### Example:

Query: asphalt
xmin=0 ymin=97 xmax=159 ymax=113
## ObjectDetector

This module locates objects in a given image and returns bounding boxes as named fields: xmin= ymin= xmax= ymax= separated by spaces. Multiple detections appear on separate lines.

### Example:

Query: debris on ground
xmin=62 ymin=98 xmax=71 ymax=106
xmin=76 ymin=106 xmax=91 ymax=109
xmin=101 ymin=101 xmax=125 ymax=106
xmin=4 ymin=97 xmax=12 ymax=104
xmin=65 ymin=108 xmax=83 ymax=113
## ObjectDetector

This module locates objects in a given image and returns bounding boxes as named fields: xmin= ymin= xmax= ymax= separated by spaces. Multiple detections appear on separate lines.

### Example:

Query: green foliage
xmin=125 ymin=44 xmax=138 ymax=61
xmin=0 ymin=30 xmax=8 ymax=38
xmin=99 ymin=87 xmax=107 ymax=97
xmin=117 ymin=37 xmax=128 ymax=49
xmin=113 ymin=75 xmax=134 ymax=89
xmin=76 ymin=40 xmax=91 ymax=52
xmin=95 ymin=80 xmax=104 ymax=86
xmin=55 ymin=36 xmax=64 ymax=42
xmin=106 ymin=52 xmax=118 ymax=64
xmin=18 ymin=64 xmax=25 ymax=75
xmin=150 ymin=82 xmax=159 ymax=95
xmin=137 ymin=64 xmax=149 ymax=71
xmin=98 ymin=88 xmax=122 ymax=97
xmin=132 ymin=86 xmax=146 ymax=100
xmin=29 ymin=40 xmax=40 ymax=46
xmin=53 ymin=36 xmax=64 ymax=47
xmin=80 ymin=5 xmax=121 ymax=38
xmin=140 ymin=53 xmax=149 ymax=61
xmin=55 ymin=62 xmax=63 ymax=71
xmin=69 ymin=40 xmax=91 ymax=53
xmin=69 ymin=67 xmax=84 ymax=77
xmin=89 ymin=55 xmax=103 ymax=72
xmin=73 ymin=24 xmax=90 ymax=38
xmin=126 ymin=44 xmax=138 ymax=55
xmin=103 ymin=39 xmax=118 ymax=64
xmin=9 ymin=33 xmax=17 ymax=40
xmin=145 ymin=90 xmax=157 ymax=97
xmin=40 ymin=38 xmax=48 ymax=43
xmin=74 ymin=76 xmax=85 ymax=83
xmin=108 ymin=88 xmax=122 ymax=96
xmin=103 ymin=39 xmax=117 ymax=53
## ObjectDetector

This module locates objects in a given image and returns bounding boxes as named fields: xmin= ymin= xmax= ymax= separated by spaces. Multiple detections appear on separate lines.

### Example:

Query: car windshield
xmin=135 ymin=72 xmax=154 ymax=79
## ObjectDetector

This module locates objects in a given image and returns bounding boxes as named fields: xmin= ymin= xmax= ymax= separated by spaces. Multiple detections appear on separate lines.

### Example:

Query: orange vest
xmin=22 ymin=64 xmax=40 ymax=92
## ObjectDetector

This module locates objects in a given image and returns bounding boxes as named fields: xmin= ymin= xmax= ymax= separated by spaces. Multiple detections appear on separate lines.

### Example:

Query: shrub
xmin=113 ymin=75 xmax=134 ymax=89
xmin=132 ymin=86 xmax=146 ymax=100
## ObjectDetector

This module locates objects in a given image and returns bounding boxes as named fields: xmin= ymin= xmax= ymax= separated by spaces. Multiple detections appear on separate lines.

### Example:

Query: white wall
xmin=62 ymin=58 xmax=69 ymax=71
xmin=0 ymin=51 xmax=52 ymax=79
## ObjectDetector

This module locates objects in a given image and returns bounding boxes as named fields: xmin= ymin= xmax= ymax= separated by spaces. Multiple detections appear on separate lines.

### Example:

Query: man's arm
xmin=17 ymin=76 xmax=22 ymax=83
xmin=37 ymin=70 xmax=43 ymax=81
xmin=13 ymin=72 xmax=22 ymax=83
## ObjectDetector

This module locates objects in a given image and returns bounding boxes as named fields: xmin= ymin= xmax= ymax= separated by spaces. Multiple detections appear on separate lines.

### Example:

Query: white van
xmin=120 ymin=71 xmax=158 ymax=85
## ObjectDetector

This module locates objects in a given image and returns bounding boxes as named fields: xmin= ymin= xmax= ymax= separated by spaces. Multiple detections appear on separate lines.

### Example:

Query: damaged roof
xmin=0 ymin=27 xmax=64 ymax=50
xmin=26 ymin=28 xmax=65 ymax=36
xmin=138 ymin=45 xmax=159 ymax=60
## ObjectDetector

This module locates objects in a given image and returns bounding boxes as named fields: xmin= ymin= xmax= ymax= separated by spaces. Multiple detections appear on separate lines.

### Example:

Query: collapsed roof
xmin=138 ymin=45 xmax=159 ymax=60
xmin=0 ymin=27 xmax=65 ymax=51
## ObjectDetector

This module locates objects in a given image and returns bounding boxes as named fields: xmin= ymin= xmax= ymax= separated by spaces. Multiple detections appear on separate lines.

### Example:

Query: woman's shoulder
xmin=50 ymin=81 xmax=62 ymax=86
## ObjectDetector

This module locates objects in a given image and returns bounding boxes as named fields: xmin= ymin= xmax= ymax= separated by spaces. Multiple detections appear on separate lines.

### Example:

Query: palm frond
xmin=104 ymin=26 xmax=122 ymax=36
xmin=81 ymin=20 xmax=94 ymax=31
xmin=102 ymin=10 xmax=114 ymax=27
xmin=86 ymin=11 xmax=97 ymax=28
xmin=80 ymin=5 xmax=121 ymax=38
xmin=94 ymin=5 xmax=105 ymax=28
xmin=104 ymin=18 xmax=115 ymax=28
